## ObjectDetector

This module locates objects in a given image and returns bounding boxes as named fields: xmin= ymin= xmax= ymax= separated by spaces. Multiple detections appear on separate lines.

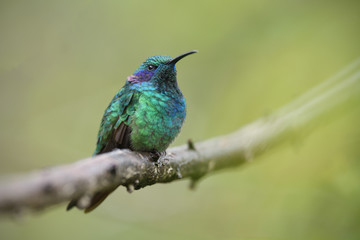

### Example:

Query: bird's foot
xmin=136 ymin=151 xmax=164 ymax=162
xmin=148 ymin=151 xmax=164 ymax=162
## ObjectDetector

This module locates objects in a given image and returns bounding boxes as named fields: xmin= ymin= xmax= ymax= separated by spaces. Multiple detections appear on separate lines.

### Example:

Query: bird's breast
xmin=130 ymin=90 xmax=186 ymax=152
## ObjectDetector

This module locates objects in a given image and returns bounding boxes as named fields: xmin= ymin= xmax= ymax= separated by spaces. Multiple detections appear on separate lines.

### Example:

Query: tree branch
xmin=1 ymin=58 xmax=360 ymax=216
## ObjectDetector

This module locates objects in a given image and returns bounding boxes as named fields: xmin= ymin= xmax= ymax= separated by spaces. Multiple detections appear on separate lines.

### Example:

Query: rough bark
xmin=0 ymin=58 xmax=359 ymax=216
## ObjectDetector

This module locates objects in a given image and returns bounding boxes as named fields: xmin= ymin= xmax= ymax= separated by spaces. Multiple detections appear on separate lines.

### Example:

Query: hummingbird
xmin=67 ymin=50 xmax=197 ymax=213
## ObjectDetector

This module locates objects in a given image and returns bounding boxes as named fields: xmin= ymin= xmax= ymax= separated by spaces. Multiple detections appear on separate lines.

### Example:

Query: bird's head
xmin=127 ymin=50 xmax=197 ymax=86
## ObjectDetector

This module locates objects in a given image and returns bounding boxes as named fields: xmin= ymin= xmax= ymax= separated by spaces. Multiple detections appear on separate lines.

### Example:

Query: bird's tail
xmin=66 ymin=188 xmax=117 ymax=213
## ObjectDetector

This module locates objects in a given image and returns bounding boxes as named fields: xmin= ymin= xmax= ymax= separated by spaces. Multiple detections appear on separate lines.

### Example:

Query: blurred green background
xmin=1 ymin=0 xmax=360 ymax=239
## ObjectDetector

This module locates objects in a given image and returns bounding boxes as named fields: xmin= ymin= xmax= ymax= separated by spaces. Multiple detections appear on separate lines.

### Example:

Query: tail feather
xmin=66 ymin=188 xmax=117 ymax=213
xmin=66 ymin=199 xmax=78 ymax=211
xmin=84 ymin=189 xmax=116 ymax=213
xmin=67 ymin=121 xmax=131 ymax=213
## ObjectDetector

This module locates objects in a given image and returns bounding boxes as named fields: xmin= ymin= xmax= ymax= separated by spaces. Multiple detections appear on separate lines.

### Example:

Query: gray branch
xmin=1 ymin=58 xmax=360 ymax=216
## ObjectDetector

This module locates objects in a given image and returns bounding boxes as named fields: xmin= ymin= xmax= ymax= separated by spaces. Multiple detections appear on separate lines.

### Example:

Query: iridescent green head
xmin=127 ymin=50 xmax=197 ymax=85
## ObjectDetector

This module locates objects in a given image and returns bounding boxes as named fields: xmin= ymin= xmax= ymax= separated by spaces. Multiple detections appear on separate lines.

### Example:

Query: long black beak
xmin=166 ymin=50 xmax=198 ymax=65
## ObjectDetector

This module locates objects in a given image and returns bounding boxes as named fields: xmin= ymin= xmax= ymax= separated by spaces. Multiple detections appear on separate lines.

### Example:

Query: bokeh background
xmin=1 ymin=0 xmax=360 ymax=239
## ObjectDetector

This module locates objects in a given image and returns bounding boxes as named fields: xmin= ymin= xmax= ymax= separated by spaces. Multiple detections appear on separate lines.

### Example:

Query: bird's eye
xmin=147 ymin=65 xmax=156 ymax=71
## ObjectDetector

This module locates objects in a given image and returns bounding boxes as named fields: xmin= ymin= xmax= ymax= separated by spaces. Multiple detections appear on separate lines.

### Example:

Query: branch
xmin=1 ymin=58 xmax=360 ymax=216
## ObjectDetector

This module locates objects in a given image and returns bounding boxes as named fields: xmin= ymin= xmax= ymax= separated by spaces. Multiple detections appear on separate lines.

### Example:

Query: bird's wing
xmin=93 ymin=87 xmax=138 ymax=155
xmin=67 ymin=86 xmax=139 ymax=213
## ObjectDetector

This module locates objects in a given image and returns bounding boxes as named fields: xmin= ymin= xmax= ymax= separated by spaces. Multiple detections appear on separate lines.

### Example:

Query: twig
xmin=1 ymin=58 xmax=360 ymax=216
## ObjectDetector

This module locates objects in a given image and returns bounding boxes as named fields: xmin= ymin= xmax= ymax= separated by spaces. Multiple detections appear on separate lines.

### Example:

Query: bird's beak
xmin=166 ymin=50 xmax=198 ymax=65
